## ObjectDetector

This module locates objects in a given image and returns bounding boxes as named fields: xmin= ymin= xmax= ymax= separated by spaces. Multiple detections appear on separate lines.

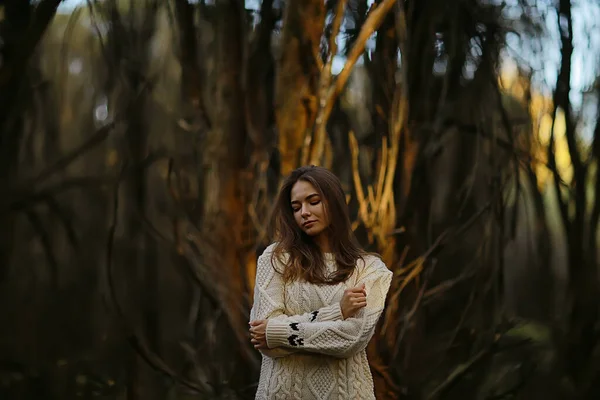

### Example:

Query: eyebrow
xmin=290 ymin=193 xmax=319 ymax=205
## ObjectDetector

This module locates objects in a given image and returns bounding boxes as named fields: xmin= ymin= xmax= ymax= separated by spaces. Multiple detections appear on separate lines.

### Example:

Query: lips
xmin=303 ymin=220 xmax=317 ymax=228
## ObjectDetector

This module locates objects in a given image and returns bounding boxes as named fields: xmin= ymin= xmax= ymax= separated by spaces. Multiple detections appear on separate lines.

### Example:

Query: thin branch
xmin=8 ymin=151 xmax=167 ymax=213
xmin=16 ymin=82 xmax=150 ymax=188
xmin=392 ymin=275 xmax=429 ymax=359
xmin=489 ymin=74 xmax=521 ymax=238
xmin=447 ymin=120 xmax=570 ymax=189
xmin=335 ymin=0 xmax=396 ymax=97
xmin=309 ymin=0 xmax=397 ymax=165
xmin=485 ymin=362 xmax=537 ymax=399
xmin=8 ymin=176 xmax=110 ymax=214
xmin=428 ymin=338 xmax=534 ymax=400
xmin=307 ymin=0 xmax=347 ymax=165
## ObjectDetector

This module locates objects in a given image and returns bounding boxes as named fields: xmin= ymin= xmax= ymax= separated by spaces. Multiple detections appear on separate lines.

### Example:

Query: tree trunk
xmin=200 ymin=0 xmax=257 ymax=385
xmin=275 ymin=0 xmax=325 ymax=176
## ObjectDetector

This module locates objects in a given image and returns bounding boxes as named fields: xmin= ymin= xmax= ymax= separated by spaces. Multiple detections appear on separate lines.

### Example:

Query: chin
xmin=304 ymin=227 xmax=324 ymax=237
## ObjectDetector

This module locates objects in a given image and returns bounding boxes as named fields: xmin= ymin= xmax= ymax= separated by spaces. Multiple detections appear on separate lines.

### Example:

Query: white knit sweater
xmin=250 ymin=243 xmax=393 ymax=400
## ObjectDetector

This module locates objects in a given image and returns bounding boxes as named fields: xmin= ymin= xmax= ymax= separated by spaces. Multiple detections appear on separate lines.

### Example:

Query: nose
xmin=301 ymin=206 xmax=311 ymax=218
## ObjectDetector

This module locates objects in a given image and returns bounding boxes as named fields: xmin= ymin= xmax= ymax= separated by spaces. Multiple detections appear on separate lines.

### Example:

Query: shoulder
xmin=259 ymin=242 xmax=287 ymax=259
xmin=257 ymin=242 xmax=288 ymax=273
xmin=357 ymin=254 xmax=392 ymax=279
xmin=260 ymin=242 xmax=278 ymax=257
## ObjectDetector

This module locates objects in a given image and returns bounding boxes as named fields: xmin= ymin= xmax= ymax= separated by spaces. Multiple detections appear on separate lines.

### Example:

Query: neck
xmin=314 ymin=234 xmax=331 ymax=253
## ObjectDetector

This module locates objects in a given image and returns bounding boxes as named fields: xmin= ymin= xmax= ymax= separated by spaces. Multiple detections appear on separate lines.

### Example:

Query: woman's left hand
xmin=249 ymin=319 xmax=269 ymax=350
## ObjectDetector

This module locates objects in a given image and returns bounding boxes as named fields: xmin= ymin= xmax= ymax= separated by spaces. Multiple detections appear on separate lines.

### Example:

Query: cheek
xmin=316 ymin=204 xmax=328 ymax=222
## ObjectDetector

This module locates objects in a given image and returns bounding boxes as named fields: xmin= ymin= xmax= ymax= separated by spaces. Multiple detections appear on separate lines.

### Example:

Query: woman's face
xmin=290 ymin=180 xmax=329 ymax=237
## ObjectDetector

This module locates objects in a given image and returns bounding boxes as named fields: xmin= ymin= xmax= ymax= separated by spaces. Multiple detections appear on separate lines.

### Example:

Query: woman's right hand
xmin=340 ymin=283 xmax=367 ymax=319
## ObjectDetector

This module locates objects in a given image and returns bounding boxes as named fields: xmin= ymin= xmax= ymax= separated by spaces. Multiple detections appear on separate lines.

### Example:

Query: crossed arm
xmin=249 ymin=247 xmax=392 ymax=359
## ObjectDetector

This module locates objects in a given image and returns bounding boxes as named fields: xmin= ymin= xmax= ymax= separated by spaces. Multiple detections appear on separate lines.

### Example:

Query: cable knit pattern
xmin=250 ymin=243 xmax=393 ymax=400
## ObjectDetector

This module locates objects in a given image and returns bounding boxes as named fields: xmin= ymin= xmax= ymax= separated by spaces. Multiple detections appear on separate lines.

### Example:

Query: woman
xmin=249 ymin=165 xmax=393 ymax=399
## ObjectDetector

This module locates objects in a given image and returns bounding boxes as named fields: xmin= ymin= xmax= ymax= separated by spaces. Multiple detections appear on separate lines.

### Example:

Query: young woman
xmin=249 ymin=165 xmax=393 ymax=399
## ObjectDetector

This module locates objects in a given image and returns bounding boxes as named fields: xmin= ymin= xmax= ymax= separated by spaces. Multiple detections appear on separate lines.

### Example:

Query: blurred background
xmin=1 ymin=0 xmax=600 ymax=399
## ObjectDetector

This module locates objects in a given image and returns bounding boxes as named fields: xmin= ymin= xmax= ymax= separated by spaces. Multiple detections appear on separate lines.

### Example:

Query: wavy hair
xmin=270 ymin=165 xmax=365 ymax=284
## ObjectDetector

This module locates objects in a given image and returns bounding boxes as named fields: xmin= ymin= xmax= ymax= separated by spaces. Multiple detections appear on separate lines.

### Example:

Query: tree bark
xmin=200 ymin=0 xmax=257 ymax=382
xmin=275 ymin=0 xmax=325 ymax=176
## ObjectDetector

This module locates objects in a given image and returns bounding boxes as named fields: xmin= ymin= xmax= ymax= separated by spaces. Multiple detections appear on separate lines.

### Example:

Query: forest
xmin=1 ymin=0 xmax=600 ymax=399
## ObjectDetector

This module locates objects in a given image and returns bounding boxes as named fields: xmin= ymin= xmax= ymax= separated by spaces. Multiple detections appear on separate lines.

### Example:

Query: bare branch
xmin=306 ymin=0 xmax=347 ymax=165
xmin=309 ymin=0 xmax=397 ymax=165
xmin=19 ymin=82 xmax=150 ymax=187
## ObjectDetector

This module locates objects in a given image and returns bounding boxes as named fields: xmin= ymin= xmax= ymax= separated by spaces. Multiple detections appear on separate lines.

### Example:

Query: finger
xmin=347 ymin=293 xmax=366 ymax=301
xmin=355 ymin=301 xmax=367 ymax=308
xmin=348 ymin=286 xmax=365 ymax=294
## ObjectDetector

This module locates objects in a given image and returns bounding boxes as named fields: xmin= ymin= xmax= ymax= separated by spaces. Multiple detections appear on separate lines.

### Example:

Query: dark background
xmin=1 ymin=0 xmax=599 ymax=399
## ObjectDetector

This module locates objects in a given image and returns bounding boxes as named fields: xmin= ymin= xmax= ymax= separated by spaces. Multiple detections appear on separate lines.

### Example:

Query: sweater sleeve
xmin=265 ymin=257 xmax=393 ymax=359
xmin=249 ymin=245 xmax=345 ymax=358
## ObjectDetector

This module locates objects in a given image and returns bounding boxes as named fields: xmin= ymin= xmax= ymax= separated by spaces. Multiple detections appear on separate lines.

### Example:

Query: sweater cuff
xmin=318 ymin=302 xmax=344 ymax=321
xmin=266 ymin=318 xmax=290 ymax=348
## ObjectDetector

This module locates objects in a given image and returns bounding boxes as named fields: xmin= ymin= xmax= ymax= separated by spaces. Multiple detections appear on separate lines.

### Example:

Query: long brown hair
xmin=270 ymin=165 xmax=365 ymax=284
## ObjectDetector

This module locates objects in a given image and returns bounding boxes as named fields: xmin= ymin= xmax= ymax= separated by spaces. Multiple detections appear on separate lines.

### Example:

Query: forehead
xmin=290 ymin=180 xmax=319 ymax=201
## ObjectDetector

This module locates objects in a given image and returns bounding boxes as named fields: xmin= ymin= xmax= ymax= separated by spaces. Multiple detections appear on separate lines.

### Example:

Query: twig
xmin=307 ymin=0 xmax=347 ymax=165
xmin=8 ymin=177 xmax=111 ymax=213
xmin=427 ymin=347 xmax=491 ymax=399
xmin=8 ymin=151 xmax=167 ymax=214
xmin=309 ymin=0 xmax=397 ymax=165
xmin=19 ymin=81 xmax=150 ymax=187
xmin=485 ymin=362 xmax=536 ymax=399
xmin=489 ymin=72 xmax=521 ymax=238
xmin=392 ymin=276 xmax=429 ymax=359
